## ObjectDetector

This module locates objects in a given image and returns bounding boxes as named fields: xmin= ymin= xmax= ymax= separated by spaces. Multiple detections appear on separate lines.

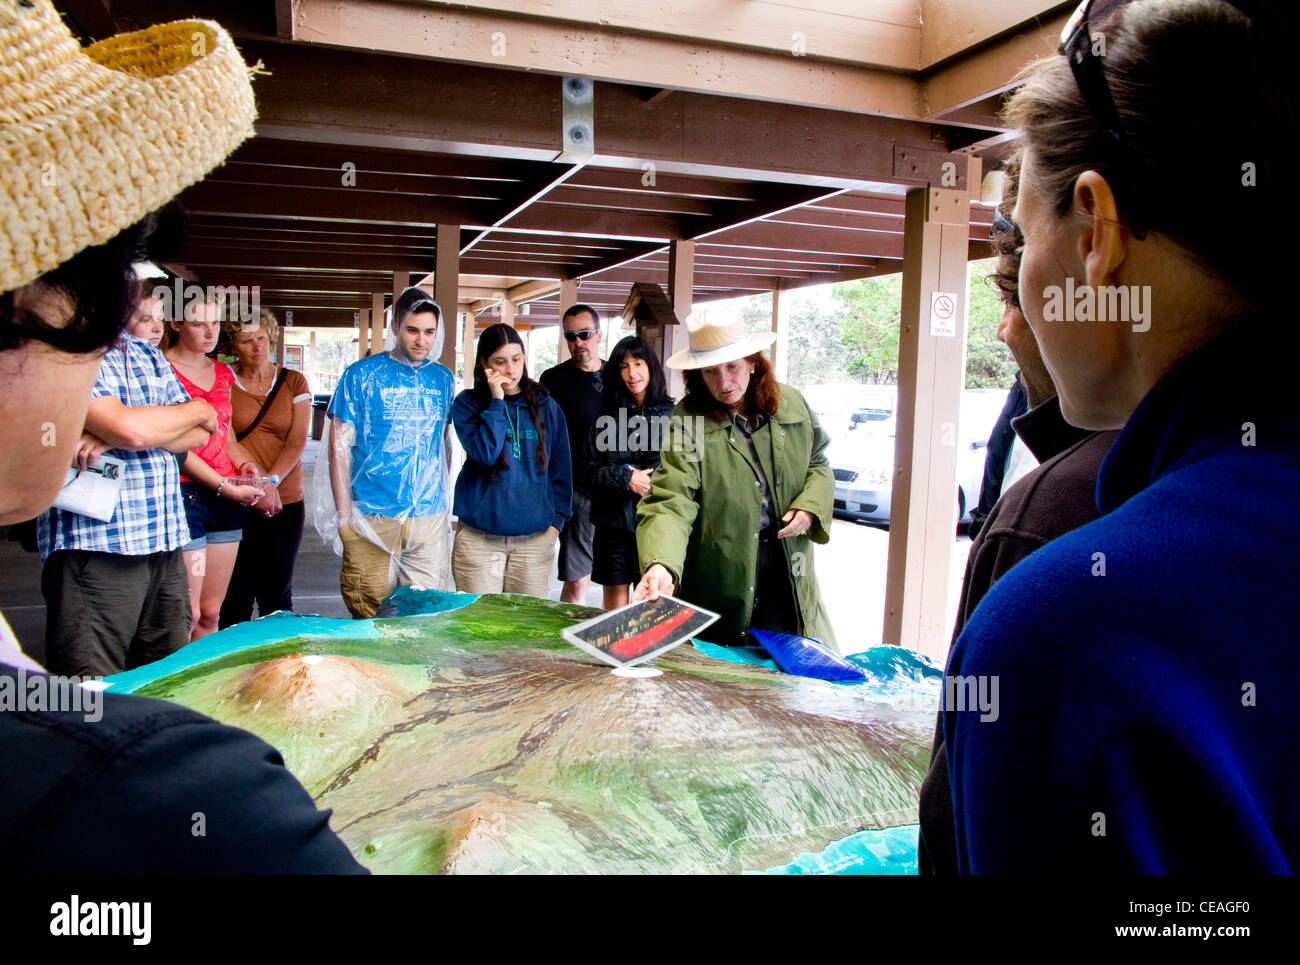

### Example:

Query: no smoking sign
xmin=930 ymin=291 xmax=957 ymax=337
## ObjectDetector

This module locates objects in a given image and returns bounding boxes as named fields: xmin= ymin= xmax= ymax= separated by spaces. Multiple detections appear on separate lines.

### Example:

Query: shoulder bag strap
xmin=235 ymin=367 xmax=290 ymax=442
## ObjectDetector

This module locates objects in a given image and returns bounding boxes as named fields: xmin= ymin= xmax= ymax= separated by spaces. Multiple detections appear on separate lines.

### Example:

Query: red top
xmin=171 ymin=360 xmax=238 ymax=481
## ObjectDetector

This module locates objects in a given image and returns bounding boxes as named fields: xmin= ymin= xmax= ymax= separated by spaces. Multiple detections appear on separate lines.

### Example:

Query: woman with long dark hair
xmin=450 ymin=323 xmax=572 ymax=595
xmin=633 ymin=306 xmax=835 ymax=652
xmin=938 ymin=0 xmax=1298 ymax=872
xmin=581 ymin=336 xmax=675 ymax=609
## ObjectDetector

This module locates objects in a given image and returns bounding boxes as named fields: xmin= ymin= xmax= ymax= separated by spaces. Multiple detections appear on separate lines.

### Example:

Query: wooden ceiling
xmin=60 ymin=0 xmax=1070 ymax=329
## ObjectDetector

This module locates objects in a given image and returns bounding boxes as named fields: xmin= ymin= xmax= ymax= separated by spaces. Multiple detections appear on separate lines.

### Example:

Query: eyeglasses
xmin=563 ymin=329 xmax=598 ymax=342
xmin=989 ymin=210 xmax=1020 ymax=240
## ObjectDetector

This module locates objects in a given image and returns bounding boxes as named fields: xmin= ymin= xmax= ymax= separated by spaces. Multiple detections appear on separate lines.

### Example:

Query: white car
xmin=829 ymin=388 xmax=1009 ymax=527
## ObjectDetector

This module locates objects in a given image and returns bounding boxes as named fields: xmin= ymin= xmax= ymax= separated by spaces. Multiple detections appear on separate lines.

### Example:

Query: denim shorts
xmin=181 ymin=482 xmax=248 ymax=551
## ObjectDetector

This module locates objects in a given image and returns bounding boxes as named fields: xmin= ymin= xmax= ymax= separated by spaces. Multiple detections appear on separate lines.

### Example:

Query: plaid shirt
xmin=37 ymin=335 xmax=192 ymax=560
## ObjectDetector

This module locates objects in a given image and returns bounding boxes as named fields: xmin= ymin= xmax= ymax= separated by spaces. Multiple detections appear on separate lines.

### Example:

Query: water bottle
xmin=226 ymin=473 xmax=280 ymax=489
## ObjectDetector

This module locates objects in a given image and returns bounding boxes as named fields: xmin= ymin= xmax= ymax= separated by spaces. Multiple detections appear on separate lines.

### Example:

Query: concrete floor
xmin=0 ymin=438 xmax=969 ymax=666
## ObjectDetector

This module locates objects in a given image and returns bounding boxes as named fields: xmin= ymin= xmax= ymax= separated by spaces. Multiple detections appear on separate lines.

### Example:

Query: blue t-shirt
xmin=327 ymin=352 xmax=454 ymax=517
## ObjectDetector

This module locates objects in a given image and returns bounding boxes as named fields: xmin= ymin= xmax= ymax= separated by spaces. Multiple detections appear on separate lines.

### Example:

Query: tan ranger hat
xmin=1 ymin=0 xmax=257 ymax=292
xmin=666 ymin=303 xmax=777 ymax=370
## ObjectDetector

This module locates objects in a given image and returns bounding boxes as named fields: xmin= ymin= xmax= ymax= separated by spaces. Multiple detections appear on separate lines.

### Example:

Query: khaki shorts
xmin=339 ymin=511 xmax=450 ymax=619
xmin=451 ymin=523 xmax=556 ymax=597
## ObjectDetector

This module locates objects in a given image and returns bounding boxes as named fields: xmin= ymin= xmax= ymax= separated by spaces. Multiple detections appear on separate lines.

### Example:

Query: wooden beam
xmin=371 ymin=291 xmax=386 ymax=355
xmin=178 ymin=180 xmax=491 ymax=230
xmin=919 ymin=0 xmax=1072 ymax=70
xmin=462 ymin=164 xmax=587 ymax=257
xmin=291 ymin=0 xmax=922 ymax=115
xmin=919 ymin=9 xmax=1070 ymax=118
xmin=664 ymin=240 xmax=694 ymax=397
xmin=177 ymin=247 xmax=434 ymax=273
xmin=882 ymin=182 xmax=976 ymax=660
xmin=461 ymin=306 xmax=475 ymax=390
xmin=556 ymin=278 xmax=578 ymax=363
xmin=358 ymin=308 xmax=370 ymax=357
xmin=770 ymin=282 xmax=791 ymax=383
xmin=224 ymin=38 xmax=951 ymax=188
xmin=274 ymin=0 xmax=296 ymax=39
xmin=435 ymin=225 xmax=460 ymax=370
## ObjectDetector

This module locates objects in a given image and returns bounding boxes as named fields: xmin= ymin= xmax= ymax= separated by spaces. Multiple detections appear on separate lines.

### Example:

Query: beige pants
xmin=452 ymin=523 xmax=555 ymax=597
xmin=339 ymin=511 xmax=450 ymax=619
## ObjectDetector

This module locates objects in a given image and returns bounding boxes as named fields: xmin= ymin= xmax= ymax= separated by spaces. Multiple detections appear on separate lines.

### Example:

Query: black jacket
xmin=0 ymin=664 xmax=367 ymax=873
xmin=580 ymin=400 xmax=675 ymax=531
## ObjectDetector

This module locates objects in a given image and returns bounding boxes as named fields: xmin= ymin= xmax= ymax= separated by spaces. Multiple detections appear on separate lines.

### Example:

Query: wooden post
xmin=499 ymin=298 xmax=516 ymax=327
xmin=665 ymin=239 xmax=695 ymax=398
xmin=392 ymin=270 xmax=406 ymax=335
xmin=358 ymin=308 xmax=370 ymax=358
xmin=461 ymin=308 xmax=475 ymax=391
xmin=371 ymin=291 xmax=385 ymax=355
xmin=308 ymin=329 xmax=317 ymax=384
xmin=881 ymin=184 xmax=973 ymax=661
xmin=770 ymin=281 xmax=791 ymax=383
xmin=435 ymin=224 xmax=460 ymax=370
xmin=557 ymin=278 xmax=578 ymax=363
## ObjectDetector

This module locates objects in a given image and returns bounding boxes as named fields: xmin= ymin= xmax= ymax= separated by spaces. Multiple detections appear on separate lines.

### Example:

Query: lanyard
xmin=505 ymin=401 xmax=522 ymax=460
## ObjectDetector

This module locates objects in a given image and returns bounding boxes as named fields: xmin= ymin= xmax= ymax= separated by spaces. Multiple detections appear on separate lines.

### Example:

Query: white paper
xmin=52 ymin=455 xmax=126 ymax=522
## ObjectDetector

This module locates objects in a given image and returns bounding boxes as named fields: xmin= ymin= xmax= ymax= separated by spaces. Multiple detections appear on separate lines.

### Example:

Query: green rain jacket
xmin=635 ymin=383 xmax=837 ymax=650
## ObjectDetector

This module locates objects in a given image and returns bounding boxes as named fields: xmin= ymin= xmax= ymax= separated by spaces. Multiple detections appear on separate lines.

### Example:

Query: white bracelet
xmin=215 ymin=478 xmax=228 ymax=498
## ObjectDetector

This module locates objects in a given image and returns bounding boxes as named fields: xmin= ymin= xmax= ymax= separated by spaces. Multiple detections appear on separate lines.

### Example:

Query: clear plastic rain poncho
xmin=312 ymin=321 xmax=455 ymax=596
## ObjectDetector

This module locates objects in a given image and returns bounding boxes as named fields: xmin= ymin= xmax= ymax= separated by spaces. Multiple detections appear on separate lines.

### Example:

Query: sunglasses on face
xmin=564 ymin=329 xmax=598 ymax=342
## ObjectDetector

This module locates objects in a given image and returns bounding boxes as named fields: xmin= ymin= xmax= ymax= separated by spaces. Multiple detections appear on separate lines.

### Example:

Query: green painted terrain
xmin=133 ymin=594 xmax=932 ymax=874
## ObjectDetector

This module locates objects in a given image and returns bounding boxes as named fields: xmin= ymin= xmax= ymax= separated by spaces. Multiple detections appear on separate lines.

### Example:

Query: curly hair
xmin=987 ymin=156 xmax=1022 ymax=311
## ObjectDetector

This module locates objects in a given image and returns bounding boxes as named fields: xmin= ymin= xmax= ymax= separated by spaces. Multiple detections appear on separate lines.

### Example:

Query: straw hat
xmin=666 ymin=303 xmax=777 ymax=369
xmin=1 ymin=1 xmax=258 ymax=292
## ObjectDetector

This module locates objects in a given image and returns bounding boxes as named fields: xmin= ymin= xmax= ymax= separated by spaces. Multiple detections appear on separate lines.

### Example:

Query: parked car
xmin=829 ymin=388 xmax=1009 ymax=527
xmin=803 ymin=383 xmax=896 ymax=438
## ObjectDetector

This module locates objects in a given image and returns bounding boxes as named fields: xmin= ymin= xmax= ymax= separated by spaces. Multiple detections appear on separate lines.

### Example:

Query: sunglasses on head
xmin=564 ymin=329 xmax=598 ymax=342
xmin=1058 ymin=0 xmax=1262 ymax=241
xmin=989 ymin=210 xmax=1020 ymax=240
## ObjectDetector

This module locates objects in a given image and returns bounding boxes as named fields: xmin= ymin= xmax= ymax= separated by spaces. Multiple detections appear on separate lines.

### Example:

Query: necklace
xmin=505 ymin=401 xmax=522 ymax=460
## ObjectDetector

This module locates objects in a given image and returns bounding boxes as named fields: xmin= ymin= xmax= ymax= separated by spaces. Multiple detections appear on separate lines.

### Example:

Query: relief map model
xmin=105 ymin=588 xmax=942 ymax=874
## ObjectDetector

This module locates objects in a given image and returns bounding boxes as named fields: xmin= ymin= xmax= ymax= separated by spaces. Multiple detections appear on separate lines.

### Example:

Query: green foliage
xmin=740 ymin=293 xmax=850 ymax=388
xmin=715 ymin=258 xmax=1017 ymax=392
xmin=964 ymin=259 xmax=1018 ymax=389
xmin=834 ymin=273 xmax=903 ymax=385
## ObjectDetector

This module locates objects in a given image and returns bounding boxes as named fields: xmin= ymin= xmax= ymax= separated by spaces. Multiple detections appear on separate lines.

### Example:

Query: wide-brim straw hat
xmin=1 ymin=1 xmax=258 ymax=292
xmin=666 ymin=303 xmax=777 ymax=369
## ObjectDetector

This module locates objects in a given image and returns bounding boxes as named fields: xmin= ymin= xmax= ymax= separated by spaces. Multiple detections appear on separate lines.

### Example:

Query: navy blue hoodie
xmin=944 ymin=319 xmax=1299 ymax=873
xmin=451 ymin=387 xmax=573 ymax=536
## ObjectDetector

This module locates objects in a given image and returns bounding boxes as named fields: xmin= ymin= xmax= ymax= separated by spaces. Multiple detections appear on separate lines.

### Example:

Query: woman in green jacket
xmin=633 ymin=306 xmax=836 ymax=652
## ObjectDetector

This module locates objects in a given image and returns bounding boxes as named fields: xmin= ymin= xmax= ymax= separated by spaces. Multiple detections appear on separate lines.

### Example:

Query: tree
xmin=834 ymin=273 xmax=902 ymax=384
xmin=964 ymin=258 xmax=1017 ymax=389
xmin=740 ymin=292 xmax=850 ymax=388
